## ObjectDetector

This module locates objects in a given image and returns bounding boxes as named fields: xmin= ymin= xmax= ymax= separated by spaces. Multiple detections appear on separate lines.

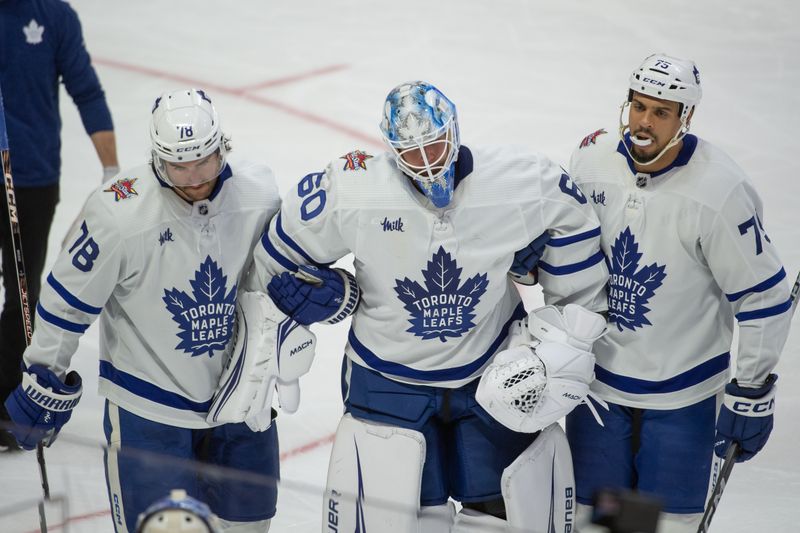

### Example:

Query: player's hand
xmin=102 ymin=165 xmax=120 ymax=183
xmin=509 ymin=231 xmax=549 ymax=285
xmin=4 ymin=365 xmax=82 ymax=450
xmin=267 ymin=265 xmax=359 ymax=325
xmin=714 ymin=374 xmax=776 ymax=462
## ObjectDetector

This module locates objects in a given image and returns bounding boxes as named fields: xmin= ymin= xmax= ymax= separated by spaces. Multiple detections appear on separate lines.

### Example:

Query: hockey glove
xmin=267 ymin=265 xmax=359 ymax=325
xmin=4 ymin=365 xmax=82 ymax=450
xmin=509 ymin=231 xmax=550 ymax=286
xmin=714 ymin=374 xmax=777 ymax=462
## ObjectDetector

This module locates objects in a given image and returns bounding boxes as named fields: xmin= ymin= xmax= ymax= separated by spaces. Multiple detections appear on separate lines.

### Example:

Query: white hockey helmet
xmin=619 ymin=54 xmax=702 ymax=166
xmin=628 ymin=53 xmax=702 ymax=122
xmin=150 ymin=88 xmax=229 ymax=186
xmin=379 ymin=81 xmax=460 ymax=208
xmin=135 ymin=489 xmax=221 ymax=533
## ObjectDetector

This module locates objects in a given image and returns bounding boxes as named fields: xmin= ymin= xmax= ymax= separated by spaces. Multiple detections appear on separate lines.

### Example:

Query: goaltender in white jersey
xmin=254 ymin=145 xmax=606 ymax=387
xmin=250 ymin=81 xmax=608 ymax=532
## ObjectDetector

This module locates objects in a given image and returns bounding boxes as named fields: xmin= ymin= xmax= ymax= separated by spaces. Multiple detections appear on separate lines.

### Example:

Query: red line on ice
xmin=90 ymin=57 xmax=383 ymax=148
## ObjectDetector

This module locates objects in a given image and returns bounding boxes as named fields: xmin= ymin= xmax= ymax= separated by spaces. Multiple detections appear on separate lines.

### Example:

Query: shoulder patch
xmin=340 ymin=150 xmax=373 ymax=171
xmin=104 ymin=178 xmax=139 ymax=201
xmin=579 ymin=128 xmax=607 ymax=149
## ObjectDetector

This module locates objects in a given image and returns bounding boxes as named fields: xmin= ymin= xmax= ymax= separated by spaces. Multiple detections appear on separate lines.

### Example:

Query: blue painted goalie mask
xmin=379 ymin=81 xmax=460 ymax=208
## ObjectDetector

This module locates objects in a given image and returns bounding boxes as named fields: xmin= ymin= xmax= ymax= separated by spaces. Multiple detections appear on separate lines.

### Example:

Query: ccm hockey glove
xmin=714 ymin=374 xmax=777 ymax=462
xmin=4 ymin=365 xmax=82 ymax=450
xmin=267 ymin=265 xmax=359 ymax=325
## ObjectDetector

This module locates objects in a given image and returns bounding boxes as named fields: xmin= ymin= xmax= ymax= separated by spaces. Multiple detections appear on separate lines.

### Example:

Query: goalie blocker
xmin=207 ymin=291 xmax=316 ymax=431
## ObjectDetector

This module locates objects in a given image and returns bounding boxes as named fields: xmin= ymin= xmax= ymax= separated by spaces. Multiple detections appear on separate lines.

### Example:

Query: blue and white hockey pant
xmin=342 ymin=358 xmax=537 ymax=507
xmin=565 ymin=395 xmax=721 ymax=514
xmin=102 ymin=400 xmax=279 ymax=532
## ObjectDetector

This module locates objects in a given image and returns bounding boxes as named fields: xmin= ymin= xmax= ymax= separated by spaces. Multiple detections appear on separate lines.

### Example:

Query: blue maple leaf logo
xmin=394 ymin=246 xmax=488 ymax=342
xmin=608 ymin=227 xmax=666 ymax=332
xmin=162 ymin=256 xmax=237 ymax=357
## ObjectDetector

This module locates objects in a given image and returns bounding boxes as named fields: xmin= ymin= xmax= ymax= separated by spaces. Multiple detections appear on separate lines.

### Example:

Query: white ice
xmin=1 ymin=1 xmax=798 ymax=531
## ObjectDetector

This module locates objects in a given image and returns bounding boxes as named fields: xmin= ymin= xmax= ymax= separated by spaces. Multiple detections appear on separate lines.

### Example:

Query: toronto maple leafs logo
xmin=608 ymin=227 xmax=666 ymax=332
xmin=23 ymin=20 xmax=44 ymax=45
xmin=162 ymin=256 xmax=237 ymax=357
xmin=394 ymin=247 xmax=488 ymax=342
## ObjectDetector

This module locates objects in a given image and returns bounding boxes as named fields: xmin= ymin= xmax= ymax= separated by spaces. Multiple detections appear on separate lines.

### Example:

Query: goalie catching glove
xmin=207 ymin=291 xmax=316 ymax=432
xmin=476 ymin=304 xmax=607 ymax=433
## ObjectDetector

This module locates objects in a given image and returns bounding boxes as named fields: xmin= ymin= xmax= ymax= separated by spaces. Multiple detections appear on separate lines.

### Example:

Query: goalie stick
xmin=698 ymin=269 xmax=800 ymax=533
xmin=0 ymin=85 xmax=50 ymax=533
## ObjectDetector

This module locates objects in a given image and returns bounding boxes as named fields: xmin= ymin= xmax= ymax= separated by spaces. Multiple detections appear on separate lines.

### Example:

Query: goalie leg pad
xmin=501 ymin=423 xmax=576 ymax=532
xmin=323 ymin=414 xmax=425 ymax=533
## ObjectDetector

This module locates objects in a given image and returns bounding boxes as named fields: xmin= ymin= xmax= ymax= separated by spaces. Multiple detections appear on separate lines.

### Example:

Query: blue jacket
xmin=0 ymin=0 xmax=113 ymax=187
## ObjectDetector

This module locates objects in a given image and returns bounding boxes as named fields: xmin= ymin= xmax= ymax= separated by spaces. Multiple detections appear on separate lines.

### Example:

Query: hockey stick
xmin=697 ymin=269 xmax=800 ymax=532
xmin=0 ymin=85 xmax=50 ymax=533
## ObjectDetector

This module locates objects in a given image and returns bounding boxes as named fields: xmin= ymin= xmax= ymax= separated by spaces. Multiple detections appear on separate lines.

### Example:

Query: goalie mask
xmin=150 ymin=88 xmax=229 ymax=187
xmin=380 ymin=81 xmax=460 ymax=208
xmin=619 ymin=53 xmax=702 ymax=166
xmin=135 ymin=489 xmax=221 ymax=533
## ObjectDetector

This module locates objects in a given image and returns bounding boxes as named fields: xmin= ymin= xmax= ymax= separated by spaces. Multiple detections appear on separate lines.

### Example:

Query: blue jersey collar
xmin=453 ymin=145 xmax=473 ymax=188
xmin=616 ymin=133 xmax=697 ymax=178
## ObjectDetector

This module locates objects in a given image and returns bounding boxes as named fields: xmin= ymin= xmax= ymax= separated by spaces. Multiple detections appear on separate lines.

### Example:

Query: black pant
xmin=0 ymin=183 xmax=59 ymax=402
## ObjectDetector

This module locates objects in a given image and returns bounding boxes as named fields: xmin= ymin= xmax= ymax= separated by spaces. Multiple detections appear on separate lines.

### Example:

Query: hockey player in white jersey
xmin=3 ymin=89 xmax=285 ymax=533
xmin=566 ymin=54 xmax=793 ymax=532
xmin=249 ymin=80 xmax=609 ymax=532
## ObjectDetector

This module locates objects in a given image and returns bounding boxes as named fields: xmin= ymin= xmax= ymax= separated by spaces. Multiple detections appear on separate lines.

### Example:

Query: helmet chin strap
xmin=618 ymin=101 xmax=690 ymax=168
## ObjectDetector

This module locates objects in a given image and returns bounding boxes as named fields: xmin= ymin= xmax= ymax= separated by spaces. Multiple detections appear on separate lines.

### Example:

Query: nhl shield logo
xmin=394 ymin=246 xmax=488 ymax=342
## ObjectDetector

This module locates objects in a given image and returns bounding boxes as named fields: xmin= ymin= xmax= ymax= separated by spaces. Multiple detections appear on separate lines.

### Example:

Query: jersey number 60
xmin=298 ymin=172 xmax=327 ymax=221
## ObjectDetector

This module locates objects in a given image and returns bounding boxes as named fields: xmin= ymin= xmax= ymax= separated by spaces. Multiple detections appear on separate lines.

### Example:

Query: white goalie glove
xmin=476 ymin=304 xmax=608 ymax=434
xmin=207 ymin=291 xmax=316 ymax=432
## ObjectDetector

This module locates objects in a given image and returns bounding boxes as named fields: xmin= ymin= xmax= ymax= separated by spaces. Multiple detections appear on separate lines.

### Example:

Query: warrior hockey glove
xmin=4 ymin=365 xmax=82 ymax=450
xmin=509 ymin=231 xmax=550 ymax=286
xmin=714 ymin=374 xmax=777 ymax=462
xmin=267 ymin=265 xmax=359 ymax=325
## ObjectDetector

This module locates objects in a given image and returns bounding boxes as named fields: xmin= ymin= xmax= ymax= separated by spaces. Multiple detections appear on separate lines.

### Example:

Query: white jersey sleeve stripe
xmin=735 ymin=298 xmax=793 ymax=322
xmin=46 ymin=273 xmax=103 ymax=314
xmin=99 ymin=360 xmax=213 ymax=413
xmin=36 ymin=302 xmax=90 ymax=334
xmin=260 ymin=230 xmax=300 ymax=272
xmin=274 ymin=213 xmax=333 ymax=266
xmin=538 ymin=250 xmax=605 ymax=276
xmin=349 ymin=303 xmax=527 ymax=382
xmin=725 ymin=268 xmax=786 ymax=302
xmin=596 ymin=352 xmax=730 ymax=394
xmin=546 ymin=226 xmax=601 ymax=247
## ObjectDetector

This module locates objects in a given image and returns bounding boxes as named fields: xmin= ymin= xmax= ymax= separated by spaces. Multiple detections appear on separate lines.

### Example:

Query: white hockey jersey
xmin=24 ymin=161 xmax=280 ymax=428
xmin=249 ymin=146 xmax=608 ymax=388
xmin=570 ymin=129 xmax=792 ymax=409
